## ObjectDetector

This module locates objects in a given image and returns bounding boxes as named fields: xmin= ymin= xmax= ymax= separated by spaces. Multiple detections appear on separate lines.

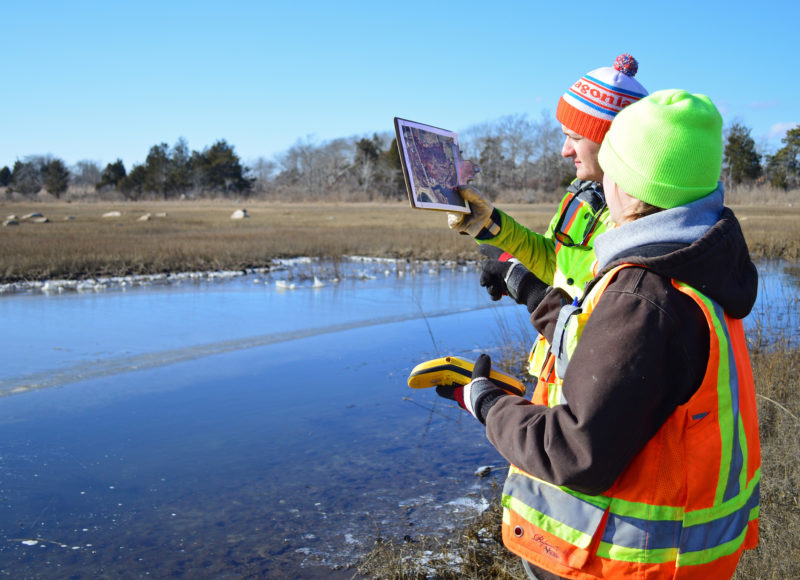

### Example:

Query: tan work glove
xmin=447 ymin=185 xmax=495 ymax=237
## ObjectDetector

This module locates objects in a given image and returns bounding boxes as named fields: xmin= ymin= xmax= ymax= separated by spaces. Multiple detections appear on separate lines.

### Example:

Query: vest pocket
xmin=502 ymin=469 xmax=611 ymax=571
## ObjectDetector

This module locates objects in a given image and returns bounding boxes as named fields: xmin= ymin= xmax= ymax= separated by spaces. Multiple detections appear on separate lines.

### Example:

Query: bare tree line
xmin=2 ymin=115 xmax=798 ymax=202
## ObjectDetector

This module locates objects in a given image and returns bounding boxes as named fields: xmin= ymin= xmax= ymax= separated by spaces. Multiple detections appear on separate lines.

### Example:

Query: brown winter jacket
xmin=484 ymin=206 xmax=758 ymax=496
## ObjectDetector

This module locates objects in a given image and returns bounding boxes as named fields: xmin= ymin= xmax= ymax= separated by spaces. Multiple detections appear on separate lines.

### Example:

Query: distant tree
xmin=119 ymin=164 xmax=147 ymax=200
xmin=0 ymin=166 xmax=10 ymax=187
xmin=275 ymin=133 xmax=402 ymax=199
xmin=251 ymin=156 xmax=276 ymax=180
xmin=143 ymin=143 xmax=170 ymax=197
xmin=10 ymin=159 xmax=43 ymax=195
xmin=354 ymin=134 xmax=382 ymax=193
xmin=72 ymin=160 xmax=102 ymax=188
xmin=191 ymin=140 xmax=252 ymax=195
xmin=723 ymin=123 xmax=762 ymax=186
xmin=765 ymin=125 xmax=800 ymax=190
xmin=460 ymin=112 xmax=570 ymax=195
xmin=42 ymin=158 xmax=70 ymax=198
xmin=166 ymin=137 xmax=193 ymax=197
xmin=97 ymin=159 xmax=127 ymax=191
xmin=249 ymin=156 xmax=277 ymax=195
xmin=529 ymin=111 xmax=573 ymax=192
xmin=375 ymin=137 xmax=405 ymax=199
xmin=277 ymin=136 xmax=322 ymax=194
xmin=478 ymin=136 xmax=507 ymax=196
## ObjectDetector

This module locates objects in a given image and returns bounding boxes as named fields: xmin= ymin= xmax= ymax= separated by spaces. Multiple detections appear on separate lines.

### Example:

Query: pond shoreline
xmin=0 ymin=255 xmax=482 ymax=297
xmin=2 ymin=201 xmax=799 ymax=284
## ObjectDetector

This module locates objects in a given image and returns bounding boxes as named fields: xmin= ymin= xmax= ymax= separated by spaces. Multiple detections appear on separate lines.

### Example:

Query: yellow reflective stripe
xmin=738 ymin=414 xmax=750 ymax=497
xmin=675 ymin=283 xmax=747 ymax=504
xmin=568 ymin=489 xmax=684 ymax=521
xmin=528 ymin=335 xmax=550 ymax=378
xmin=712 ymin=313 xmax=734 ymax=505
xmin=683 ymin=470 xmax=760 ymax=527
xmin=547 ymin=383 xmax=564 ymax=407
xmin=596 ymin=541 xmax=678 ymax=564
xmin=502 ymin=494 xmax=594 ymax=549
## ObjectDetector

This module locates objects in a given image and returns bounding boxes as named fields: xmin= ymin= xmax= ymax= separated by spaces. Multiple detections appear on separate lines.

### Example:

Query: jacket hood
xmin=594 ymin=184 xmax=758 ymax=318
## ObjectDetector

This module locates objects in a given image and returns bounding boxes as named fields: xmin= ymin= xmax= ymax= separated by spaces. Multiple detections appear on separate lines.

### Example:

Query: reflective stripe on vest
xmin=551 ymin=185 xmax=610 ymax=293
xmin=504 ymin=466 xmax=759 ymax=565
xmin=502 ymin=266 xmax=760 ymax=578
xmin=528 ymin=185 xmax=609 ymax=377
xmin=529 ymin=264 xmax=624 ymax=397
xmin=673 ymin=281 xmax=757 ymax=508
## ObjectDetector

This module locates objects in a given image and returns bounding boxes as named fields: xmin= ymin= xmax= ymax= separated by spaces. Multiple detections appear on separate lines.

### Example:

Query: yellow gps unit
xmin=407 ymin=356 xmax=525 ymax=396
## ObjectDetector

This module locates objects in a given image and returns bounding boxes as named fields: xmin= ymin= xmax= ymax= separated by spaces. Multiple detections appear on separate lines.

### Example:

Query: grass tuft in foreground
xmin=356 ymin=487 xmax=524 ymax=580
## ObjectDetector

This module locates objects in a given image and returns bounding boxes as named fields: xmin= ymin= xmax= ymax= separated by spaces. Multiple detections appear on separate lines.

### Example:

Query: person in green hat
xmin=437 ymin=90 xmax=761 ymax=579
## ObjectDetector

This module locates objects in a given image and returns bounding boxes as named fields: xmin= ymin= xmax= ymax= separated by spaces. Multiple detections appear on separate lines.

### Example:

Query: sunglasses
xmin=553 ymin=193 xmax=607 ymax=247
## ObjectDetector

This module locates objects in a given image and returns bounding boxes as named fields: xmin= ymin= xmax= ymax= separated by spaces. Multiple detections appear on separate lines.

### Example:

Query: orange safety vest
xmin=502 ymin=265 xmax=760 ymax=579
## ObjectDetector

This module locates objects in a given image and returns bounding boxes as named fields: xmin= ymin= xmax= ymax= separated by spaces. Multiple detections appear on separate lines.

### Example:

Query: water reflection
xmin=0 ymin=258 xmax=527 ymax=578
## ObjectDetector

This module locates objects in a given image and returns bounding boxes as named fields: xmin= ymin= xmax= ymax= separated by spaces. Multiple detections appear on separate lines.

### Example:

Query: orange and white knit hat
xmin=556 ymin=54 xmax=648 ymax=143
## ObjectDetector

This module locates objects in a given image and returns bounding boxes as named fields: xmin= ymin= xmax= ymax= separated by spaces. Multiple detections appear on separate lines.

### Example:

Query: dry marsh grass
xmin=2 ymin=200 xmax=798 ymax=283
xmin=735 ymin=204 xmax=800 ymax=261
xmin=0 ymin=201 xmax=549 ymax=282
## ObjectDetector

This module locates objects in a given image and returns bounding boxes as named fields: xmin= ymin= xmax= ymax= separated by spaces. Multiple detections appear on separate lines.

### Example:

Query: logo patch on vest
xmin=533 ymin=534 xmax=560 ymax=559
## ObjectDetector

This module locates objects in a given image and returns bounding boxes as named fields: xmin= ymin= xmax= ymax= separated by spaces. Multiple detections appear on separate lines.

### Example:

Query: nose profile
xmin=562 ymin=136 xmax=575 ymax=158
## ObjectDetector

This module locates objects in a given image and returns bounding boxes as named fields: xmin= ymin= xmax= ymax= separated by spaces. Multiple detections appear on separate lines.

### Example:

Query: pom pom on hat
xmin=556 ymin=55 xmax=648 ymax=143
xmin=614 ymin=54 xmax=638 ymax=77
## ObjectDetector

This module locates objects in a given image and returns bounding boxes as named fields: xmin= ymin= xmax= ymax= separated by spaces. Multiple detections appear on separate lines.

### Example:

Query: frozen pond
xmin=0 ymin=258 xmax=535 ymax=578
xmin=0 ymin=257 xmax=796 ymax=578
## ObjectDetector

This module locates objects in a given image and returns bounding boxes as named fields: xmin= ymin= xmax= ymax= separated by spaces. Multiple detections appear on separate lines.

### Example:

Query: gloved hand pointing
xmin=478 ymin=245 xmax=550 ymax=313
xmin=436 ymin=354 xmax=508 ymax=424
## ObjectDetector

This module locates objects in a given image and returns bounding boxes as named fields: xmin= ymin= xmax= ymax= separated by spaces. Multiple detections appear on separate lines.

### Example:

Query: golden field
xmin=2 ymin=200 xmax=799 ymax=283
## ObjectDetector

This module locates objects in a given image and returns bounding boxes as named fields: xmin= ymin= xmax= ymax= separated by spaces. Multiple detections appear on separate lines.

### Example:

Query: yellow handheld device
xmin=407 ymin=356 xmax=525 ymax=397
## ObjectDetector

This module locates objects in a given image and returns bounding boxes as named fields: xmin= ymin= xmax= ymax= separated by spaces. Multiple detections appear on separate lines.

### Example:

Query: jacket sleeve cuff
xmin=476 ymin=388 xmax=508 ymax=424
xmin=475 ymin=208 xmax=502 ymax=240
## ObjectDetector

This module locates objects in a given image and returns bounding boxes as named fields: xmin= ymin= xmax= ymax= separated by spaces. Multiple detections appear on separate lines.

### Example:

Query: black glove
xmin=478 ymin=245 xmax=550 ymax=313
xmin=436 ymin=354 xmax=507 ymax=424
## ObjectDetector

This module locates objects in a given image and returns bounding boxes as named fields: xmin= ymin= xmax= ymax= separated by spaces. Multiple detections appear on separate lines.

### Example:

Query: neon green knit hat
xmin=598 ymin=89 xmax=723 ymax=209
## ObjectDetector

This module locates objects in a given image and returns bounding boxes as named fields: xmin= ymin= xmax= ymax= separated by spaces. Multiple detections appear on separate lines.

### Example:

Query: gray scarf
xmin=594 ymin=183 xmax=725 ymax=271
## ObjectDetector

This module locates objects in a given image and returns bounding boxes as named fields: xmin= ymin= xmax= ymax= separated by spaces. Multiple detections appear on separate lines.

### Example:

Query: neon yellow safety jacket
xmin=478 ymin=180 xmax=611 ymax=377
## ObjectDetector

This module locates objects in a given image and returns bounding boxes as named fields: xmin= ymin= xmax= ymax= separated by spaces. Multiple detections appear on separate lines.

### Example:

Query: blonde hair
xmin=627 ymin=200 xmax=663 ymax=221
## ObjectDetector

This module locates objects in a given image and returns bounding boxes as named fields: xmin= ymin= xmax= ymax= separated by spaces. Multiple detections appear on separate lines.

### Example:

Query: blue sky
xmin=3 ymin=0 xmax=798 ymax=170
